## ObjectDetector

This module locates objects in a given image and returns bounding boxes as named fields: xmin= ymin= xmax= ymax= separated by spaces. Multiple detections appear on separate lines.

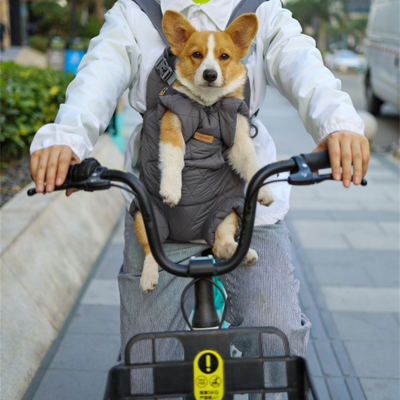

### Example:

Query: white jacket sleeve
xmin=258 ymin=0 xmax=364 ymax=143
xmin=30 ymin=1 xmax=141 ymax=160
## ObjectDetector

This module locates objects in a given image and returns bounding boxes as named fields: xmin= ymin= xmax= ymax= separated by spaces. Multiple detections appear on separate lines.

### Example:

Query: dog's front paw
xmin=140 ymin=272 xmax=159 ymax=292
xmin=159 ymin=188 xmax=181 ymax=207
xmin=257 ymin=186 xmax=274 ymax=207
xmin=140 ymin=255 xmax=159 ymax=292
xmin=244 ymin=248 xmax=258 ymax=265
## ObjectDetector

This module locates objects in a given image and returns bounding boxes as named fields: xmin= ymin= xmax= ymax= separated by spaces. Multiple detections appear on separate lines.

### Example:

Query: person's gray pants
xmin=118 ymin=212 xmax=311 ymax=398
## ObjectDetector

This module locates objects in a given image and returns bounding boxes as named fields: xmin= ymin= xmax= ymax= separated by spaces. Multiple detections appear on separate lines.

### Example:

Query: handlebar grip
xmin=300 ymin=151 xmax=331 ymax=171
xmin=68 ymin=158 xmax=101 ymax=182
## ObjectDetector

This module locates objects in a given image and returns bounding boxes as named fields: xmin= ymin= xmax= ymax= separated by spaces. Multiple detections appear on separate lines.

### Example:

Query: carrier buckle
xmin=155 ymin=55 xmax=176 ymax=84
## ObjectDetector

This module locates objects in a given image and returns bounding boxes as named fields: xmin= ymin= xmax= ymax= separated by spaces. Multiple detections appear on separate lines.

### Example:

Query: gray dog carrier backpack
xmin=129 ymin=0 xmax=268 ymax=245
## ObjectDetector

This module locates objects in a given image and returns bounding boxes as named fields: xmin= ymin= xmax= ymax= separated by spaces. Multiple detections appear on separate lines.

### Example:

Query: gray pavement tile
xmin=301 ymin=262 xmax=317 ymax=287
xmin=331 ymin=340 xmax=357 ymax=377
xmin=291 ymin=244 xmax=316 ymax=286
xmin=368 ymin=176 xmax=400 ymax=184
xmin=345 ymin=378 xmax=368 ymax=400
xmin=301 ymin=185 xmax=396 ymax=204
xmin=67 ymin=304 xmax=120 ymax=336
xmin=310 ymin=265 xmax=373 ymax=287
xmin=326 ymin=378 xmax=357 ymax=400
xmin=32 ymin=369 xmax=108 ymax=400
xmin=49 ymin=333 xmax=120 ymax=372
xmin=94 ymin=244 xmax=124 ymax=279
xmin=310 ymin=285 xmax=329 ymax=310
xmin=297 ymin=233 xmax=350 ymax=250
xmin=378 ymin=221 xmax=400 ymax=236
xmin=359 ymin=378 xmax=400 ymax=400
xmin=289 ymin=197 xmax=364 ymax=211
xmin=81 ymin=279 xmax=120 ymax=306
xmin=320 ymin=311 xmax=341 ymax=341
xmin=331 ymin=312 xmax=400 ymax=341
xmin=290 ymin=220 xmax=390 ymax=250
xmin=287 ymin=209 xmax=333 ymax=221
xmin=298 ymin=282 xmax=318 ymax=311
xmin=312 ymin=341 xmax=343 ymax=377
xmin=344 ymin=341 xmax=400 ymax=379
xmin=110 ymin=218 xmax=125 ymax=245
xmin=363 ymin=168 xmax=399 ymax=181
xmin=365 ymin=263 xmax=400 ymax=287
xmin=307 ymin=310 xmax=328 ymax=341
xmin=294 ymin=219 xmax=385 ymax=236
xmin=320 ymin=286 xmax=399 ymax=313
xmin=357 ymin=199 xmax=400 ymax=212
xmin=306 ymin=341 xmax=323 ymax=377
xmin=311 ymin=378 xmax=331 ymax=400
xmin=304 ymin=249 xmax=399 ymax=272
xmin=345 ymin=232 xmax=399 ymax=251
xmin=328 ymin=210 xmax=399 ymax=222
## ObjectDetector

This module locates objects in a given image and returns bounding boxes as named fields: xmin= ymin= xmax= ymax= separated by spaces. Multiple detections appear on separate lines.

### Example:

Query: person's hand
xmin=30 ymin=145 xmax=81 ymax=196
xmin=312 ymin=131 xmax=370 ymax=188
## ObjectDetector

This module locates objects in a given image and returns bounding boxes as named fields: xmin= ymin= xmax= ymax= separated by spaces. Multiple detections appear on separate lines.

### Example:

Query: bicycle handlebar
xmin=300 ymin=151 xmax=332 ymax=170
xmin=27 ymin=150 xmax=366 ymax=278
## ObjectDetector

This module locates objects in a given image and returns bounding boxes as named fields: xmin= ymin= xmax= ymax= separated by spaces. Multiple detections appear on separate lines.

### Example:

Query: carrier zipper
xmin=159 ymin=86 xmax=169 ymax=96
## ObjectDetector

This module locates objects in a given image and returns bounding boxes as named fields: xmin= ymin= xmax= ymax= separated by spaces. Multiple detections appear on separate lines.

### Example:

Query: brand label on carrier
xmin=193 ymin=350 xmax=224 ymax=400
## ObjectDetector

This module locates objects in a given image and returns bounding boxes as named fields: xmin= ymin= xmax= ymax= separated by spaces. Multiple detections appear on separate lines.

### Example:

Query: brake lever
xmin=27 ymin=166 xmax=111 ymax=196
xmin=27 ymin=183 xmax=72 ymax=196
xmin=311 ymin=173 xmax=367 ymax=186
xmin=288 ymin=156 xmax=368 ymax=186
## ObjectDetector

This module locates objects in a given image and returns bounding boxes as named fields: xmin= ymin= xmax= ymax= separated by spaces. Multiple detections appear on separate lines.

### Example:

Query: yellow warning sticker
xmin=193 ymin=350 xmax=224 ymax=400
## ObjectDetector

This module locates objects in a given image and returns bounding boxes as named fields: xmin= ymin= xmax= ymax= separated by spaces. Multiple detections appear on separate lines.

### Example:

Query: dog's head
xmin=162 ymin=10 xmax=258 ymax=105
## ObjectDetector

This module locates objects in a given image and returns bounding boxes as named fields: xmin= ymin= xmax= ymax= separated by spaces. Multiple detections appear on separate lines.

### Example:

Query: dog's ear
xmin=163 ymin=10 xmax=197 ymax=56
xmin=224 ymin=13 xmax=258 ymax=59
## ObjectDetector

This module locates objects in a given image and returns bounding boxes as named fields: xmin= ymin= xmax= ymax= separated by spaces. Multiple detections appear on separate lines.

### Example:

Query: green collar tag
xmin=192 ymin=0 xmax=211 ymax=4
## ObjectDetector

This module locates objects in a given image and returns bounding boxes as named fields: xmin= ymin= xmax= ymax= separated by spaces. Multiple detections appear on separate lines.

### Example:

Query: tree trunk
xmin=318 ymin=19 xmax=326 ymax=52
xmin=94 ymin=0 xmax=104 ymax=21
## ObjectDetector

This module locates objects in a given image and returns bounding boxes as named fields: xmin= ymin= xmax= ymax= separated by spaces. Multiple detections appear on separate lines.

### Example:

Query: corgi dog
xmin=134 ymin=10 xmax=274 ymax=292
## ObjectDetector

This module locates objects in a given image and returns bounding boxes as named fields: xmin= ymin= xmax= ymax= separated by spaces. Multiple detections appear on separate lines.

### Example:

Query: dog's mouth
xmin=199 ymin=82 xmax=221 ymax=88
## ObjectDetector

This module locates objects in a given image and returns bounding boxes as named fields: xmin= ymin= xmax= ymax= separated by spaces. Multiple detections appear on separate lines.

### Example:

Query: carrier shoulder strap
xmin=132 ymin=0 xmax=269 ymax=43
xmin=131 ymin=0 xmax=169 ymax=45
xmin=227 ymin=0 xmax=269 ymax=26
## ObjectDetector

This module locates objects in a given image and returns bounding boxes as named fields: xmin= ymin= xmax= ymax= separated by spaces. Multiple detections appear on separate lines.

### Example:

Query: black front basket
xmin=104 ymin=327 xmax=317 ymax=400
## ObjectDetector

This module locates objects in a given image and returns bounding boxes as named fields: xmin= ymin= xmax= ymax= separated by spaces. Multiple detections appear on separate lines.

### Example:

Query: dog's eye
xmin=220 ymin=53 xmax=229 ymax=60
xmin=193 ymin=52 xmax=203 ymax=59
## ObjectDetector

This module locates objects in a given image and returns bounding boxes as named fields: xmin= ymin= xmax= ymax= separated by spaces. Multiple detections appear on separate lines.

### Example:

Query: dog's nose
xmin=203 ymin=69 xmax=218 ymax=82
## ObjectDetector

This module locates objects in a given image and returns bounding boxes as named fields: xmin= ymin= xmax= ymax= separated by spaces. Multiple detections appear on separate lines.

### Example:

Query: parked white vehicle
xmin=364 ymin=0 xmax=400 ymax=114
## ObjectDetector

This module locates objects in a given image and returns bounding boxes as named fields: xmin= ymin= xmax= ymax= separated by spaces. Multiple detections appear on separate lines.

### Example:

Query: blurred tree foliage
xmin=327 ymin=16 xmax=369 ymax=51
xmin=31 ymin=0 xmax=116 ymax=40
xmin=0 ymin=61 xmax=74 ymax=159
xmin=287 ymin=0 xmax=347 ymax=52
xmin=31 ymin=0 xmax=70 ymax=36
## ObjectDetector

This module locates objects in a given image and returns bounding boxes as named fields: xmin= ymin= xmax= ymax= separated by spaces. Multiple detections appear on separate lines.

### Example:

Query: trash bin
xmin=47 ymin=36 xmax=66 ymax=71
xmin=107 ymin=95 xmax=126 ymax=152
xmin=64 ymin=38 xmax=87 ymax=76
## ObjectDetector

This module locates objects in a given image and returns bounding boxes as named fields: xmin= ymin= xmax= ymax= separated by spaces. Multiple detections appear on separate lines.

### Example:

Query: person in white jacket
xmin=30 ymin=0 xmax=369 ymax=395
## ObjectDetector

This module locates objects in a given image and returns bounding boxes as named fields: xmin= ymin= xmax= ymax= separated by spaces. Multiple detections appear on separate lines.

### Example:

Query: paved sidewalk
xmin=0 ymin=46 xmax=23 ymax=61
xmin=23 ymin=87 xmax=399 ymax=400
xmin=263 ymin=87 xmax=399 ymax=399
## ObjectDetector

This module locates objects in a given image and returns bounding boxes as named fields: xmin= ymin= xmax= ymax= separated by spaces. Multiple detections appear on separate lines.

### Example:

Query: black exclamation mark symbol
xmin=206 ymin=355 xmax=211 ymax=372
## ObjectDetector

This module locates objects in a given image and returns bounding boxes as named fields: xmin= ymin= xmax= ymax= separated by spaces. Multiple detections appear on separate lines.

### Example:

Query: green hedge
xmin=28 ymin=35 xmax=50 ymax=53
xmin=0 ymin=61 xmax=74 ymax=159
